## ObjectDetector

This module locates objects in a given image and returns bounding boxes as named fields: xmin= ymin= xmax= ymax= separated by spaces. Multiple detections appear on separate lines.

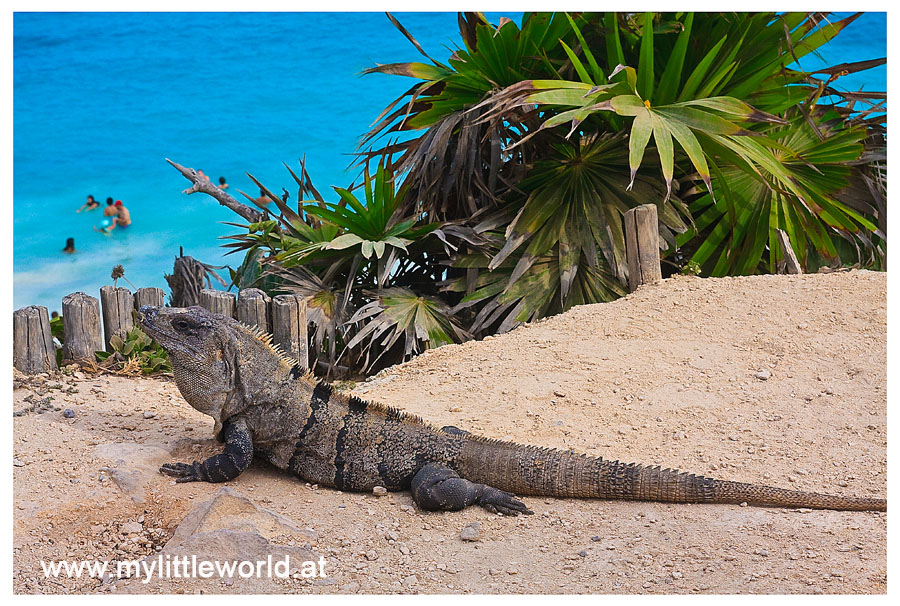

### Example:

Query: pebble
xmin=372 ymin=486 xmax=388 ymax=497
xmin=754 ymin=370 xmax=771 ymax=381
xmin=553 ymin=390 xmax=566 ymax=398
xmin=459 ymin=522 xmax=481 ymax=542
xmin=507 ymin=567 xmax=519 ymax=575
xmin=341 ymin=581 xmax=361 ymax=593
xmin=63 ymin=409 xmax=76 ymax=419
xmin=13 ymin=459 xmax=25 ymax=467
xmin=671 ymin=571 xmax=682 ymax=579
xmin=365 ymin=549 xmax=378 ymax=561
xmin=578 ymin=550 xmax=587 ymax=558
xmin=120 ymin=522 xmax=143 ymax=534
xmin=143 ymin=411 xmax=157 ymax=419
xmin=402 ymin=574 xmax=418 ymax=586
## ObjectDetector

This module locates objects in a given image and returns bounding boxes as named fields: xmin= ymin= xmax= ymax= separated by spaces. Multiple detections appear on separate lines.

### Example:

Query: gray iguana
xmin=138 ymin=305 xmax=886 ymax=514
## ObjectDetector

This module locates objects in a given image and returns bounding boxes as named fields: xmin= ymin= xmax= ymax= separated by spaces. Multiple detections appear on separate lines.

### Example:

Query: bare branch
xmin=166 ymin=158 xmax=264 ymax=224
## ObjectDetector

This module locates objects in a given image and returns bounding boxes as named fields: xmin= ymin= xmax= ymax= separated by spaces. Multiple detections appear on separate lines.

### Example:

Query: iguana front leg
xmin=160 ymin=419 xmax=254 ymax=483
xmin=410 ymin=463 xmax=533 ymax=515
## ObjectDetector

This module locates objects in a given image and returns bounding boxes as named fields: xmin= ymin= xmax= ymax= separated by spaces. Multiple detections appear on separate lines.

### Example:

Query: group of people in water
xmin=65 ymin=195 xmax=133 ymax=253
xmin=65 ymin=174 xmax=230 ymax=254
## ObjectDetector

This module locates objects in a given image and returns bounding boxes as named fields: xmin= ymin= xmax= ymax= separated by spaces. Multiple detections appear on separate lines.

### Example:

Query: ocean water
xmin=13 ymin=12 xmax=886 ymax=313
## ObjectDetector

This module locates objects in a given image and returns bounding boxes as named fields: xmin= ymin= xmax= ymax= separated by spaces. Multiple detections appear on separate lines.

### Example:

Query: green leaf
xmin=627 ymin=109 xmax=653 ymax=188
xmin=565 ymin=13 xmax=604 ymax=83
xmin=677 ymin=35 xmax=727 ymax=102
xmin=327 ymin=234 xmax=363 ymax=250
xmin=609 ymin=94 xmax=646 ymax=116
xmin=361 ymin=61 xmax=450 ymax=80
xmin=604 ymin=13 xmax=625 ymax=72
xmin=650 ymin=112 xmax=674 ymax=201
xmin=559 ymin=39 xmax=593 ymax=85
xmin=637 ymin=12 xmax=655 ymax=100
xmin=656 ymin=12 xmax=693 ymax=105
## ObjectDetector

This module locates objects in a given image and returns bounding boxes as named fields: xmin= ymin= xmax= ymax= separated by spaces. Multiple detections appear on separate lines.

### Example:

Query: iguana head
xmin=138 ymin=305 xmax=243 ymax=436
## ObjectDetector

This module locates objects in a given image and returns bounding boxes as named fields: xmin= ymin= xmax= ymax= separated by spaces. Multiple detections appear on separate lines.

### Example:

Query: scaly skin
xmin=138 ymin=305 xmax=886 ymax=514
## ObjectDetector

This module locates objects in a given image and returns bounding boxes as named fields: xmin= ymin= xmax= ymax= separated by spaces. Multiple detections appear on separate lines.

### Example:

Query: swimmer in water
xmin=62 ymin=237 xmax=76 ymax=253
xmin=76 ymin=195 xmax=100 ymax=213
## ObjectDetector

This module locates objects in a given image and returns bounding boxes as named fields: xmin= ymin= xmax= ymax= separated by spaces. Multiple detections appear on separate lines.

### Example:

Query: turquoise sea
xmin=13 ymin=12 xmax=886 ymax=313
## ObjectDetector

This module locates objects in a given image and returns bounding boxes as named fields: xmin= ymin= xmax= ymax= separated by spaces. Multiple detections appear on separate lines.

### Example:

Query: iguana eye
xmin=173 ymin=318 xmax=191 ymax=331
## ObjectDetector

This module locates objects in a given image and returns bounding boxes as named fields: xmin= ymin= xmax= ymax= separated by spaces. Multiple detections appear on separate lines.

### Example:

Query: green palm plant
xmin=212 ymin=11 xmax=883 ymax=376
xmin=365 ymin=12 xmax=884 ymax=295
xmin=223 ymin=158 xmax=477 ymax=375
xmin=472 ymin=12 xmax=884 ymax=274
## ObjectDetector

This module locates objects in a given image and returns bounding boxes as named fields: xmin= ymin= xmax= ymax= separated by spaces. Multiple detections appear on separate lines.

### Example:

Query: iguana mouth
xmin=136 ymin=305 xmax=159 ymax=336
xmin=137 ymin=305 xmax=203 ymax=359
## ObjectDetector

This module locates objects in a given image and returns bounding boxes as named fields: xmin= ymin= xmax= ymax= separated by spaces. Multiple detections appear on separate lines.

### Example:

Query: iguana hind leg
xmin=160 ymin=419 xmax=254 ymax=483
xmin=410 ymin=463 xmax=533 ymax=515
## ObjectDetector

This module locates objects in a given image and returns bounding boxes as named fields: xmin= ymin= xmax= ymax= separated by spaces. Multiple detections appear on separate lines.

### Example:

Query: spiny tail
xmin=454 ymin=439 xmax=886 ymax=512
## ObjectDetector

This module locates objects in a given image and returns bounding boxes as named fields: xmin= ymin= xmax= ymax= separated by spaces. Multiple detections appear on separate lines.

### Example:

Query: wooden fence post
xmin=199 ymin=289 xmax=236 ymax=317
xmin=134 ymin=287 xmax=166 ymax=311
xmin=775 ymin=229 xmax=803 ymax=275
xmin=271 ymin=294 xmax=309 ymax=370
xmin=100 ymin=286 xmax=135 ymax=352
xmin=236 ymin=288 xmax=271 ymax=333
xmin=624 ymin=204 xmax=662 ymax=292
xmin=61 ymin=292 xmax=103 ymax=364
xmin=13 ymin=306 xmax=58 ymax=374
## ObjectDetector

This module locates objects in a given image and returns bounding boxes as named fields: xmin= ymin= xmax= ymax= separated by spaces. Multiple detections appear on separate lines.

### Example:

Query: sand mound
xmin=13 ymin=270 xmax=886 ymax=594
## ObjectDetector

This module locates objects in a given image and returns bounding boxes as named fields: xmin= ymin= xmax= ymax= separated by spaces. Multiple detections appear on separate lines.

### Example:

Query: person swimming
xmin=62 ymin=237 xmax=76 ymax=253
xmin=76 ymin=195 xmax=100 ymax=213
xmin=94 ymin=199 xmax=130 ymax=233
xmin=112 ymin=200 xmax=131 ymax=228
xmin=218 ymin=176 xmax=229 ymax=190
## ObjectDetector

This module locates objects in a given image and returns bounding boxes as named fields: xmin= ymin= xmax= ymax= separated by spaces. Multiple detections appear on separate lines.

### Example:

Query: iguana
xmin=138 ymin=305 xmax=886 ymax=514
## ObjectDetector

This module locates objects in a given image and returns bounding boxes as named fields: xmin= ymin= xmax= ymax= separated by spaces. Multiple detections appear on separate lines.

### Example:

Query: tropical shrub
xmin=223 ymin=11 xmax=885 ymax=376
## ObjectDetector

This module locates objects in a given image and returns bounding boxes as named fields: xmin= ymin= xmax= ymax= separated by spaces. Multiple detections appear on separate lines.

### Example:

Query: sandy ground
xmin=12 ymin=270 xmax=886 ymax=594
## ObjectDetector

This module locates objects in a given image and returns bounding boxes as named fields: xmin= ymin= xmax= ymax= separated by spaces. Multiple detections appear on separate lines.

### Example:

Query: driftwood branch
xmin=166 ymin=158 xmax=264 ymax=224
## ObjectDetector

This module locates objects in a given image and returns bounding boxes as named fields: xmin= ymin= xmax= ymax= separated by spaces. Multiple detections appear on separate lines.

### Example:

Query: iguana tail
xmin=454 ymin=438 xmax=886 ymax=511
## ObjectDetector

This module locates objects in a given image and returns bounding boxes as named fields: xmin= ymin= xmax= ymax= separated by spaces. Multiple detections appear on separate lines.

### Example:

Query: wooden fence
xmin=13 ymin=287 xmax=308 ymax=375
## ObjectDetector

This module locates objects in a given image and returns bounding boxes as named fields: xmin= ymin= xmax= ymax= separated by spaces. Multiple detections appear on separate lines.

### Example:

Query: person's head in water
xmin=63 ymin=237 xmax=75 ymax=253
xmin=106 ymin=197 xmax=114 ymax=206
xmin=87 ymin=195 xmax=97 ymax=205
xmin=219 ymin=176 xmax=227 ymax=185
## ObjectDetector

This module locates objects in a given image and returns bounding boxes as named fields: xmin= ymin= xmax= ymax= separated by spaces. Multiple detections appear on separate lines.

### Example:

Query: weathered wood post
xmin=61 ymin=292 xmax=103 ymax=364
xmin=624 ymin=204 xmax=662 ymax=292
xmin=99 ymin=286 xmax=135 ymax=352
xmin=271 ymin=294 xmax=309 ymax=370
xmin=236 ymin=288 xmax=271 ymax=333
xmin=13 ymin=306 xmax=58 ymax=374
xmin=134 ymin=287 xmax=166 ymax=311
xmin=199 ymin=289 xmax=236 ymax=317
xmin=775 ymin=229 xmax=803 ymax=275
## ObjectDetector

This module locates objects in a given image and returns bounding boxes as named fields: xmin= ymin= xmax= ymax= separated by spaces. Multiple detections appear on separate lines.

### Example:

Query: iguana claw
xmin=160 ymin=461 xmax=203 ymax=483
xmin=478 ymin=487 xmax=534 ymax=516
